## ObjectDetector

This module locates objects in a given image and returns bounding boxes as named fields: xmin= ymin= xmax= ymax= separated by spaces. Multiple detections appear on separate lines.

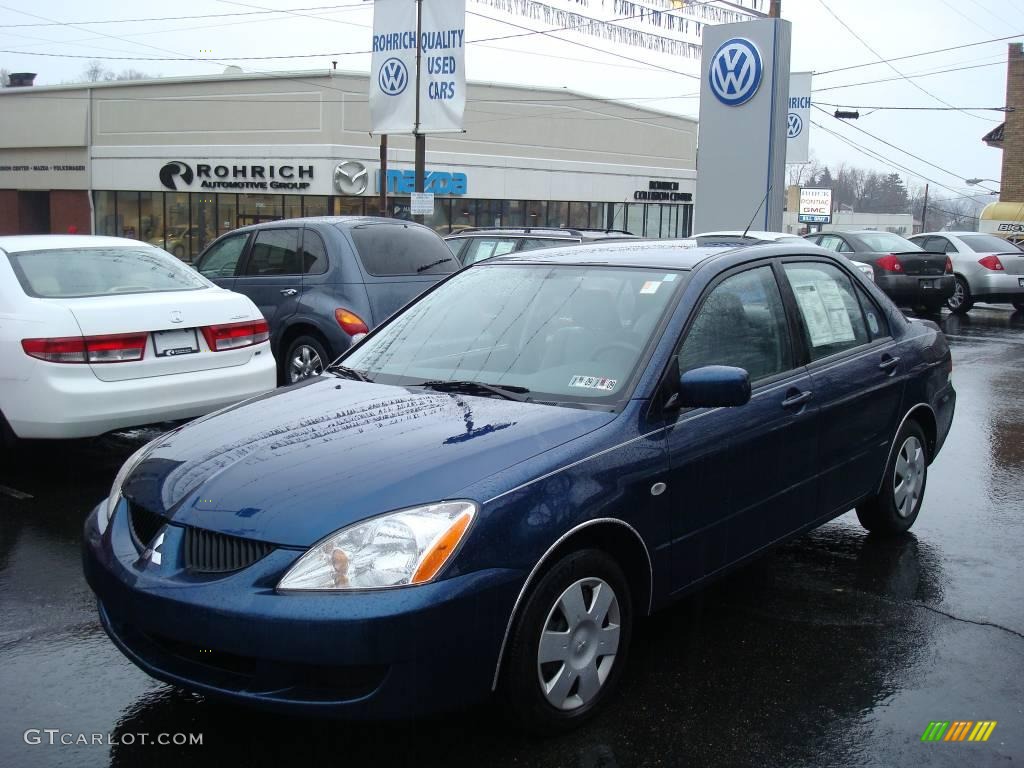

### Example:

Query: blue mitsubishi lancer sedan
xmin=83 ymin=240 xmax=955 ymax=731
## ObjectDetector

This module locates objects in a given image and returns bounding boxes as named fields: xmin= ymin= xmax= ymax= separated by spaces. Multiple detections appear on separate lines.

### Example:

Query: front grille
xmin=128 ymin=502 xmax=166 ymax=548
xmin=184 ymin=527 xmax=274 ymax=573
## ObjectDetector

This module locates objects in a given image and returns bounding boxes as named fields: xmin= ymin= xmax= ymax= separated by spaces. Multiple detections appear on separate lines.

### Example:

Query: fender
xmin=874 ymin=402 xmax=937 ymax=495
xmin=490 ymin=516 xmax=653 ymax=690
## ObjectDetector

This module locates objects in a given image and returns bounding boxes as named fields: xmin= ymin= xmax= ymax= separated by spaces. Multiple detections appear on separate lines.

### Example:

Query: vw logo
xmin=169 ymin=310 xmax=183 ymax=324
xmin=158 ymin=161 xmax=194 ymax=191
xmin=378 ymin=58 xmax=409 ymax=96
xmin=708 ymin=38 xmax=763 ymax=107
xmin=787 ymin=112 xmax=803 ymax=138
xmin=333 ymin=161 xmax=368 ymax=195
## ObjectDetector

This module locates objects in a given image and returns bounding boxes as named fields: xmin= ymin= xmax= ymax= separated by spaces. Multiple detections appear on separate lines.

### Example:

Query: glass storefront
xmin=93 ymin=190 xmax=693 ymax=261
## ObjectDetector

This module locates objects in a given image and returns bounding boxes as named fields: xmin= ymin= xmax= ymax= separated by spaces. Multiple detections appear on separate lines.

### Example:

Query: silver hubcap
xmin=949 ymin=280 xmax=964 ymax=309
xmin=893 ymin=435 xmax=926 ymax=518
xmin=289 ymin=345 xmax=323 ymax=383
xmin=537 ymin=577 xmax=621 ymax=711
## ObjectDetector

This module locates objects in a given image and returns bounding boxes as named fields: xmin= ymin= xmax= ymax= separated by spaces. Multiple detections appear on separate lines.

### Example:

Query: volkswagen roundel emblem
xmin=378 ymin=57 xmax=409 ymax=96
xmin=158 ymin=161 xmax=194 ymax=191
xmin=333 ymin=161 xmax=368 ymax=195
xmin=708 ymin=38 xmax=763 ymax=107
xmin=787 ymin=112 xmax=803 ymax=138
xmin=169 ymin=310 xmax=183 ymax=324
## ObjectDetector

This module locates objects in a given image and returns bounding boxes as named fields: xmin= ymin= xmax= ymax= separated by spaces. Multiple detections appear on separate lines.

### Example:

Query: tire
xmin=0 ymin=410 xmax=17 ymax=454
xmin=914 ymin=301 xmax=944 ymax=316
xmin=500 ymin=549 xmax=632 ymax=733
xmin=1013 ymin=302 xmax=1024 ymax=312
xmin=281 ymin=335 xmax=329 ymax=385
xmin=856 ymin=420 xmax=929 ymax=536
xmin=946 ymin=275 xmax=974 ymax=315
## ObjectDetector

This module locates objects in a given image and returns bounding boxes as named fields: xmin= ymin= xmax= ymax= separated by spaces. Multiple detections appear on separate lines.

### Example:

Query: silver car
xmin=910 ymin=231 xmax=1024 ymax=314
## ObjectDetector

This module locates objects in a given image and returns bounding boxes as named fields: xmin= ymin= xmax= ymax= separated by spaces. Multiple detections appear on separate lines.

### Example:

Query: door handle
xmin=879 ymin=355 xmax=900 ymax=373
xmin=280 ymin=288 xmax=298 ymax=297
xmin=781 ymin=390 xmax=814 ymax=409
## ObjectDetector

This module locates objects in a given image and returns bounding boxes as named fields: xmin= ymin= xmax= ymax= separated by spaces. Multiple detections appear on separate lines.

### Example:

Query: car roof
xmin=0 ymin=234 xmax=157 ymax=253
xmin=695 ymin=230 xmax=802 ymax=241
xmin=445 ymin=227 xmax=636 ymax=240
xmin=914 ymin=231 xmax=981 ymax=237
xmin=480 ymin=238 xmax=826 ymax=270
xmin=230 ymin=216 xmax=421 ymax=234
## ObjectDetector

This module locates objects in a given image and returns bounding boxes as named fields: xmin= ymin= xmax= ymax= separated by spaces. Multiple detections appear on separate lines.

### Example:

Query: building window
xmin=625 ymin=203 xmax=645 ymax=235
xmin=284 ymin=195 xmax=302 ymax=220
xmin=191 ymin=193 xmax=216 ymax=259
xmin=94 ymin=191 xmax=117 ymax=236
xmin=217 ymin=194 xmax=238 ymax=235
xmin=116 ymin=191 xmax=140 ymax=240
xmin=589 ymin=202 xmax=607 ymax=230
xmin=452 ymin=199 xmax=477 ymax=230
xmin=526 ymin=201 xmax=547 ymax=228
xmin=548 ymin=201 xmax=569 ymax=228
xmin=609 ymin=203 xmax=625 ymax=232
xmin=334 ymin=196 xmax=365 ymax=216
xmin=303 ymin=196 xmax=329 ymax=218
xmin=504 ymin=200 xmax=525 ymax=227
xmin=478 ymin=200 xmax=503 ymax=228
xmin=238 ymin=194 xmax=282 ymax=226
xmin=139 ymin=192 xmax=161 ymax=244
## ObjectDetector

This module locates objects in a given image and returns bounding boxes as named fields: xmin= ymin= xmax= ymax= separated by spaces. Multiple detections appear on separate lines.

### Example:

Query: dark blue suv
xmin=194 ymin=217 xmax=457 ymax=383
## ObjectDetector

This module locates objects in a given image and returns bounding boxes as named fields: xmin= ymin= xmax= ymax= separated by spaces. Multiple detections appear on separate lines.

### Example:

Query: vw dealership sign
xmin=369 ymin=0 xmax=467 ymax=134
xmin=786 ymin=72 xmax=812 ymax=165
xmin=708 ymin=38 xmax=763 ymax=107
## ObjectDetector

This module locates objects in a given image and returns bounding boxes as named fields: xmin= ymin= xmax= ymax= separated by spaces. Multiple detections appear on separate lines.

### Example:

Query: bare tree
xmin=0 ymin=68 xmax=9 ymax=87
xmin=81 ymin=60 xmax=153 ymax=82
xmin=83 ymin=60 xmax=106 ymax=82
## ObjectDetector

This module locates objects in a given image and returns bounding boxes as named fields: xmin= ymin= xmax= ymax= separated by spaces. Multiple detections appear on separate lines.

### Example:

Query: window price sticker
xmin=569 ymin=375 xmax=618 ymax=391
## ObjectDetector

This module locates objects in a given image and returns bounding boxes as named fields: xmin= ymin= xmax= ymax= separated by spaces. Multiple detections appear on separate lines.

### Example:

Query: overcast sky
xmin=0 ymin=0 xmax=1016 ymax=202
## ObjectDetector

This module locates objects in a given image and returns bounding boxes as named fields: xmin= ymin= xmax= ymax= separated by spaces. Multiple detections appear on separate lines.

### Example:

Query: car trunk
xmin=989 ymin=251 xmax=1024 ymax=275
xmin=48 ymin=288 xmax=262 ymax=382
xmin=888 ymin=251 xmax=947 ymax=277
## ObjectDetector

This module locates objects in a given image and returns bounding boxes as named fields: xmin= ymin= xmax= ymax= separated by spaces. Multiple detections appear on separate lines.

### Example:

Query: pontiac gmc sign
xmin=798 ymin=187 xmax=832 ymax=224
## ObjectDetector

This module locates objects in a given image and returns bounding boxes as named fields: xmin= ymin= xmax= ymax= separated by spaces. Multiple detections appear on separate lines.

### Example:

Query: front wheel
xmin=946 ymin=275 xmax=974 ymax=314
xmin=501 ymin=549 xmax=632 ymax=733
xmin=856 ymin=421 xmax=929 ymax=536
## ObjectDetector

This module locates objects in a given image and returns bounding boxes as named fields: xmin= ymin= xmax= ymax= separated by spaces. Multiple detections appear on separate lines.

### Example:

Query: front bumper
xmin=873 ymin=274 xmax=955 ymax=306
xmin=968 ymin=271 xmax=1024 ymax=303
xmin=82 ymin=502 xmax=523 ymax=717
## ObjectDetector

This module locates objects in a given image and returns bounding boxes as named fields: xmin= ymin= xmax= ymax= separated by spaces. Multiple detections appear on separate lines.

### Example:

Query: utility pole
xmin=921 ymin=183 xmax=929 ymax=233
xmin=769 ymin=0 xmax=781 ymax=18
xmin=413 ymin=0 xmax=425 ymax=225
xmin=379 ymin=135 xmax=388 ymax=217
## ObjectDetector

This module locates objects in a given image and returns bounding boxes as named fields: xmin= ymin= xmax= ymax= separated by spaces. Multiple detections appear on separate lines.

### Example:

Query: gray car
xmin=805 ymin=230 xmax=954 ymax=313
xmin=909 ymin=231 xmax=1024 ymax=314
xmin=194 ymin=217 xmax=458 ymax=383
xmin=445 ymin=227 xmax=637 ymax=266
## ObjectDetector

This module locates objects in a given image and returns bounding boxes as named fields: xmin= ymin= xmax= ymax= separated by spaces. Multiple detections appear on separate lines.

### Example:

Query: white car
xmin=685 ymin=230 xmax=876 ymax=282
xmin=0 ymin=235 xmax=276 ymax=443
xmin=909 ymin=231 xmax=1024 ymax=314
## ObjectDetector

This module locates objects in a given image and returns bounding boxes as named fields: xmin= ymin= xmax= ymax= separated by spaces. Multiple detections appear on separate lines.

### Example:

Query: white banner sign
xmin=786 ymin=71 xmax=812 ymax=165
xmin=410 ymin=191 xmax=435 ymax=214
xmin=369 ymin=0 xmax=466 ymax=135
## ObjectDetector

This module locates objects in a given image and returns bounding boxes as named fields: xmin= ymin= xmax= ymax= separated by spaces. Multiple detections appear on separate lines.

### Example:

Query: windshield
xmin=959 ymin=234 xmax=1017 ymax=253
xmin=855 ymin=232 xmax=920 ymax=252
xmin=343 ymin=264 xmax=684 ymax=404
xmin=6 ymin=246 xmax=210 ymax=298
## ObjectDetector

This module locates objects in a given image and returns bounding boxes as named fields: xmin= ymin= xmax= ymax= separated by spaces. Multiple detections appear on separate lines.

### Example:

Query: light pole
xmin=965 ymin=178 xmax=1000 ymax=194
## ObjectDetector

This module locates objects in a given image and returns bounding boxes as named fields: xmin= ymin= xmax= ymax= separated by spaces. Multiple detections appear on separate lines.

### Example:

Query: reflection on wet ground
xmin=1 ymin=307 xmax=1021 ymax=768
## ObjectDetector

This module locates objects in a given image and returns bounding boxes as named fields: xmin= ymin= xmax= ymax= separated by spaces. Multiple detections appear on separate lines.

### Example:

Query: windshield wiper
xmin=327 ymin=364 xmax=371 ymax=382
xmin=414 ymin=379 xmax=531 ymax=401
xmin=416 ymin=257 xmax=453 ymax=273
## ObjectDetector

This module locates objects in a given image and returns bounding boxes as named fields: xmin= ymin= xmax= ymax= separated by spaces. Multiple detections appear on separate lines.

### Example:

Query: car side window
xmin=244 ymin=229 xmax=301 ymax=276
xmin=301 ymin=230 xmax=329 ymax=275
xmin=783 ymin=262 xmax=870 ymax=361
xmin=855 ymin=286 xmax=889 ymax=340
xmin=677 ymin=265 xmax=794 ymax=383
xmin=462 ymin=238 xmax=520 ymax=265
xmin=196 ymin=233 xmax=248 ymax=278
xmin=520 ymin=238 xmax=567 ymax=251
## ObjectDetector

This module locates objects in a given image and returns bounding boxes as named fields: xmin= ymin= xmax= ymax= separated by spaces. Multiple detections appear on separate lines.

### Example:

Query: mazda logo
xmin=334 ymin=161 xmax=368 ymax=195
xmin=708 ymin=38 xmax=763 ymax=107
xmin=378 ymin=58 xmax=409 ymax=96
xmin=159 ymin=161 xmax=194 ymax=191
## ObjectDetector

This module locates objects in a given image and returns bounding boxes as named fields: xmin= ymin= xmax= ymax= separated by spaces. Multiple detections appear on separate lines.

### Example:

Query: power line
xmin=815 ymin=101 xmax=1009 ymax=112
xmin=814 ymin=31 xmax=1023 ymax=77
xmin=0 ymin=3 xmax=365 ymax=27
xmin=816 ymin=0 xmax=997 ymax=123
xmin=813 ymin=60 xmax=1005 ymax=93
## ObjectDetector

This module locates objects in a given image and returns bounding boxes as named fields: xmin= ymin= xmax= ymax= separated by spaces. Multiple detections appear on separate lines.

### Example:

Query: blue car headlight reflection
xmin=276 ymin=501 xmax=477 ymax=591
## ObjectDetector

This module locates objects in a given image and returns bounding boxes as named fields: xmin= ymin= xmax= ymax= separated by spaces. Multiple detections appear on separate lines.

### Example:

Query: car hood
xmin=121 ymin=377 xmax=615 ymax=547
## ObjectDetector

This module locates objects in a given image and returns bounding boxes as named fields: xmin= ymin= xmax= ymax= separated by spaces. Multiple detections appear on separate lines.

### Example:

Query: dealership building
xmin=0 ymin=69 xmax=698 ymax=260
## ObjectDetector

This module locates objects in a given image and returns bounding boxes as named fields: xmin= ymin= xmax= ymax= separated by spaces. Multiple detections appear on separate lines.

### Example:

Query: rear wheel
xmin=946 ymin=275 xmax=974 ymax=314
xmin=282 ymin=335 xmax=328 ymax=385
xmin=501 ymin=549 xmax=632 ymax=733
xmin=915 ymin=301 xmax=945 ymax=316
xmin=856 ymin=420 xmax=929 ymax=536
xmin=0 ymin=411 xmax=18 ymax=456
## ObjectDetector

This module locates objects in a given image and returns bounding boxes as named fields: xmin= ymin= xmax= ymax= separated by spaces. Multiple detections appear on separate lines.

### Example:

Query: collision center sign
xmin=369 ymin=0 xmax=466 ymax=135
xmin=798 ymin=187 xmax=832 ymax=224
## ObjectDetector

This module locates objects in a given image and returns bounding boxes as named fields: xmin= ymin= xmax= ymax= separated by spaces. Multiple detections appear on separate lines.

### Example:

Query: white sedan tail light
xmin=21 ymin=333 xmax=148 ymax=364
xmin=200 ymin=319 xmax=271 ymax=352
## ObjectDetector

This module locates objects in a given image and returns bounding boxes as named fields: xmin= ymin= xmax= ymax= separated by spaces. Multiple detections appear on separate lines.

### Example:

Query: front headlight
xmin=98 ymin=443 xmax=154 ymax=535
xmin=277 ymin=501 xmax=477 ymax=591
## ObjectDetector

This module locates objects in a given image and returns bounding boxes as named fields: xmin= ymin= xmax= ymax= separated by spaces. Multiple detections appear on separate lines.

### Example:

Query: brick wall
xmin=49 ymin=190 xmax=92 ymax=234
xmin=0 ymin=190 xmax=19 ymax=235
xmin=1002 ymin=43 xmax=1024 ymax=203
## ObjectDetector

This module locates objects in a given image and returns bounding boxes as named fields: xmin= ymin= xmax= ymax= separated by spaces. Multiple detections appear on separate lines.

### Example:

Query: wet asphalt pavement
xmin=1 ymin=307 xmax=1022 ymax=768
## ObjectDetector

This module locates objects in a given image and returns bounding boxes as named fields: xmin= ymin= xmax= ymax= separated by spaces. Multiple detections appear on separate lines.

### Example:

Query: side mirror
xmin=671 ymin=365 xmax=751 ymax=409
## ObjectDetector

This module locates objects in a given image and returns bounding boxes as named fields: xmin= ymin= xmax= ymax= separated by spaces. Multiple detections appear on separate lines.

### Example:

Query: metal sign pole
xmin=379 ymin=134 xmax=388 ymax=217
xmin=413 ymin=0 xmax=425 ymax=224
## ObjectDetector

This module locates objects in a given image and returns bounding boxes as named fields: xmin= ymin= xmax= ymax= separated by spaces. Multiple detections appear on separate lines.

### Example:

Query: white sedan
xmin=0 ymin=235 xmax=276 ymax=443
